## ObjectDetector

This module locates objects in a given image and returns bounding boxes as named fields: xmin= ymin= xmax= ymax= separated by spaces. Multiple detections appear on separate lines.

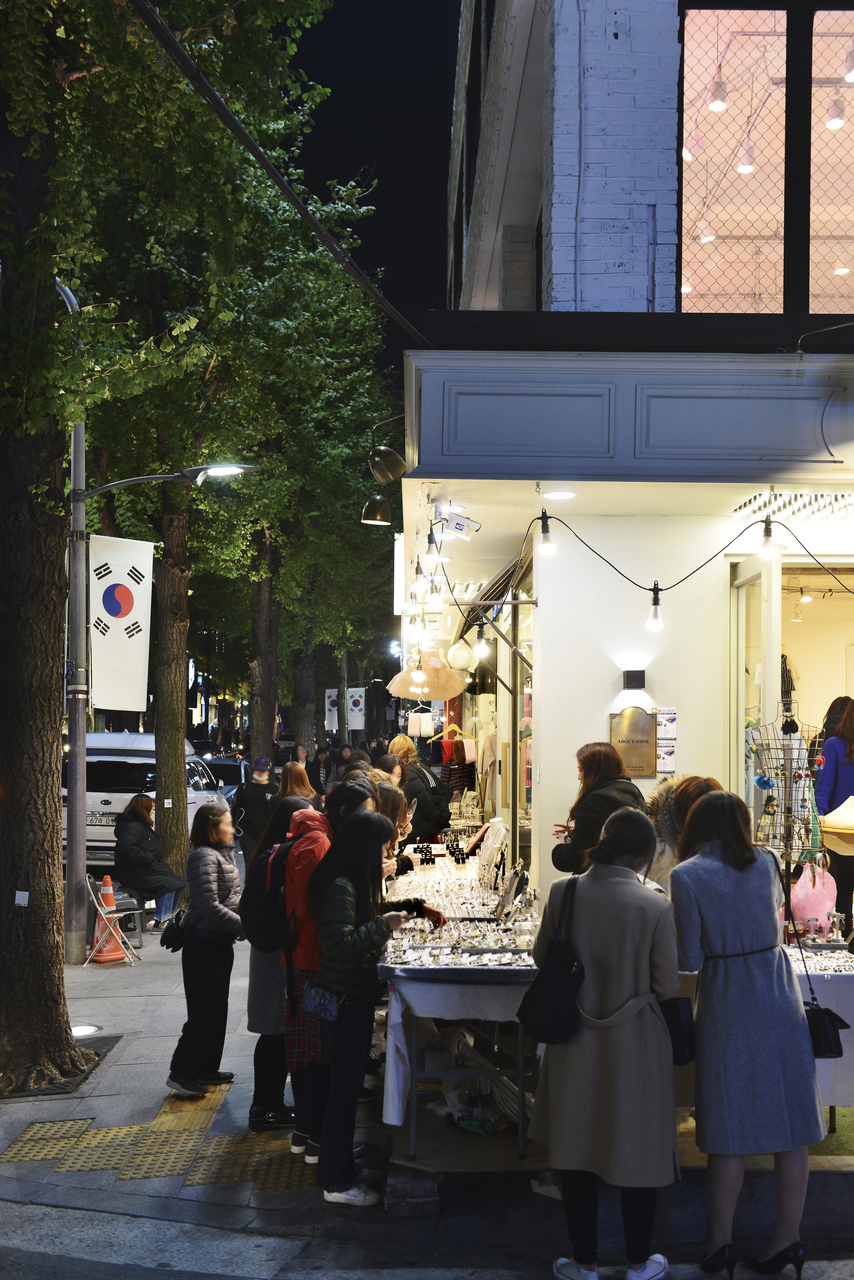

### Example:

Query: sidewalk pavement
xmin=0 ymin=935 xmax=853 ymax=1279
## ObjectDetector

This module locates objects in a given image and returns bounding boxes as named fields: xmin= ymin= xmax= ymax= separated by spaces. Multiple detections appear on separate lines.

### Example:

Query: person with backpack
xmin=230 ymin=756 xmax=279 ymax=865
xmin=242 ymin=796 xmax=313 ymax=1132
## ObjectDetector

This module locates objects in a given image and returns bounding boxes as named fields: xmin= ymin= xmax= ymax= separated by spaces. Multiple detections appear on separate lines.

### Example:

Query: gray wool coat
xmin=670 ymin=843 xmax=826 ymax=1155
xmin=529 ymin=864 xmax=681 ymax=1187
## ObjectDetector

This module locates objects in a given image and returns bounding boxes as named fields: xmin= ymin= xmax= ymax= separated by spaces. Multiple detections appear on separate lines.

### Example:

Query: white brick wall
xmin=499 ymin=225 xmax=537 ymax=309
xmin=545 ymin=0 xmax=681 ymax=312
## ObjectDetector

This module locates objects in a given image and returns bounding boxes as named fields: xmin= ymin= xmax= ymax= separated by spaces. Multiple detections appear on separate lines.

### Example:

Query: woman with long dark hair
xmin=531 ymin=808 xmax=680 ymax=1280
xmin=814 ymin=698 xmax=854 ymax=937
xmin=552 ymin=742 xmax=645 ymax=873
xmin=306 ymin=810 xmax=430 ymax=1206
xmin=374 ymin=753 xmax=407 ymax=786
xmin=670 ymin=792 xmax=825 ymax=1278
xmin=244 ymin=796 xmax=312 ymax=1131
xmin=167 ymin=804 xmax=243 ymax=1098
xmin=808 ymin=694 xmax=851 ymax=769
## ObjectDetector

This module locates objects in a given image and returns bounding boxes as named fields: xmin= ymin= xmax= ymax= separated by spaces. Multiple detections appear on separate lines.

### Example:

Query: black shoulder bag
xmin=775 ymin=857 xmax=850 ymax=1058
xmin=517 ymin=876 xmax=585 ymax=1044
xmin=159 ymin=905 xmax=190 ymax=953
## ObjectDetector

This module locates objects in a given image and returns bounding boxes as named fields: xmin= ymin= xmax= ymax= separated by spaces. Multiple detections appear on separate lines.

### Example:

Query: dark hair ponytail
xmin=589 ymin=806 xmax=657 ymax=875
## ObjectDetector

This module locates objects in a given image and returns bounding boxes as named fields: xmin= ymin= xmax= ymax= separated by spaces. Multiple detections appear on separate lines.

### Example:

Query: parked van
xmin=61 ymin=733 xmax=228 ymax=862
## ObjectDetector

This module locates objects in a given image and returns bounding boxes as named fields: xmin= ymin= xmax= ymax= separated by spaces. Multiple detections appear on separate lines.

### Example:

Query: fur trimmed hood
xmin=646 ymin=775 xmax=690 ymax=848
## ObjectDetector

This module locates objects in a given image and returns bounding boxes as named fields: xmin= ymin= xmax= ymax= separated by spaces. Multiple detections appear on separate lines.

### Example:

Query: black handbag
xmin=517 ymin=876 xmax=585 ymax=1044
xmin=159 ymin=906 xmax=190 ymax=953
xmin=658 ymin=995 xmax=695 ymax=1066
xmin=776 ymin=860 xmax=850 ymax=1059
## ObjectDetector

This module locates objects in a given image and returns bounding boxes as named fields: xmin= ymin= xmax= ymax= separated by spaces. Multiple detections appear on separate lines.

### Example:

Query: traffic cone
xmin=90 ymin=875 xmax=130 ymax=963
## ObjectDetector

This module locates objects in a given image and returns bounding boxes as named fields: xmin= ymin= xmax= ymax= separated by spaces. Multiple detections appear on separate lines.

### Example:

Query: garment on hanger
xmin=408 ymin=711 xmax=433 ymax=738
xmin=463 ymin=738 xmax=478 ymax=764
xmin=441 ymin=739 xmax=454 ymax=763
xmin=480 ymin=729 xmax=498 ymax=808
xmin=466 ymin=716 xmax=484 ymax=737
xmin=441 ymin=760 xmax=477 ymax=798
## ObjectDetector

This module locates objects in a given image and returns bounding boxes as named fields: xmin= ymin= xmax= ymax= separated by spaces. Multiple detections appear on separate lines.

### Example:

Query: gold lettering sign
xmin=609 ymin=706 xmax=657 ymax=778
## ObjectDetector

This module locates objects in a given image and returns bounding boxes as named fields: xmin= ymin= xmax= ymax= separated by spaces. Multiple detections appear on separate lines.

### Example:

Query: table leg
xmin=409 ymin=1012 xmax=419 ymax=1161
xmin=829 ymin=1105 xmax=837 ymax=1134
xmin=517 ymin=1021 xmax=525 ymax=1160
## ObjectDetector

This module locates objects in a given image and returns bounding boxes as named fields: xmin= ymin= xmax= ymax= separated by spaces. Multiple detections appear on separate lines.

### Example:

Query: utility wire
xmin=125 ymin=0 xmax=433 ymax=349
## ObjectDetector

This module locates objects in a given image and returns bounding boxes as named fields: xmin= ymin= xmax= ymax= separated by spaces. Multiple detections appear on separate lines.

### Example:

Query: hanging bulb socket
xmin=646 ymin=581 xmax=663 ymax=632
xmin=827 ymin=96 xmax=846 ymax=130
xmin=422 ymin=525 xmax=439 ymax=571
xmin=539 ymin=510 xmax=556 ymax=556
xmin=709 ymin=76 xmax=728 ymax=112
xmin=473 ymin=624 xmax=489 ymax=659
xmin=736 ymin=134 xmax=754 ymax=174
xmin=800 ymin=586 xmax=812 ymax=604
xmin=759 ymin=514 xmax=775 ymax=559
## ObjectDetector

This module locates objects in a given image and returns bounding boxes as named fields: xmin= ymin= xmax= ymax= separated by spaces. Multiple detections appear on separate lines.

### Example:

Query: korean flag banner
xmin=88 ymin=535 xmax=154 ymax=711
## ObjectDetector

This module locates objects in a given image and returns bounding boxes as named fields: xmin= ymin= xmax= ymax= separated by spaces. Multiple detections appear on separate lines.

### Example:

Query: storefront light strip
xmin=732 ymin=491 xmax=854 ymax=522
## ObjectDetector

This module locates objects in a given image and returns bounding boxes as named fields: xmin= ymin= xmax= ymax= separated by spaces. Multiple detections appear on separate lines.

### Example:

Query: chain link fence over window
xmin=811 ymin=11 xmax=854 ymax=312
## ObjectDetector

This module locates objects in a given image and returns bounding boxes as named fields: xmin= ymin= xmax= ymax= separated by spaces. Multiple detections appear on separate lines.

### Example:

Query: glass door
xmin=730 ymin=550 xmax=782 ymax=828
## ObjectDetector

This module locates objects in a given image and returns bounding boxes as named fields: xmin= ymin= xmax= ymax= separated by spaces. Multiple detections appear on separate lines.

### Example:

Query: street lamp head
xmin=181 ymin=464 xmax=259 ymax=486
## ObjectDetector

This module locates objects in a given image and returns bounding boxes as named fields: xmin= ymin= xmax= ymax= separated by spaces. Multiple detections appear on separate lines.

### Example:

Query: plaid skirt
xmin=283 ymin=969 xmax=329 ymax=1069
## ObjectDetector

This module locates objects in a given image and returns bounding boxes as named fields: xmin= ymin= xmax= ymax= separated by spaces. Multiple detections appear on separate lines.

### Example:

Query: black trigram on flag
xmin=93 ymin=618 xmax=110 ymax=636
xmin=93 ymin=563 xmax=112 ymax=580
xmin=128 ymin=565 xmax=144 ymax=585
xmin=125 ymin=622 xmax=143 ymax=638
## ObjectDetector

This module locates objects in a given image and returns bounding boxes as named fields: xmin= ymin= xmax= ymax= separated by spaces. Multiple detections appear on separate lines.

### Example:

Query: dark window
xmin=680 ymin=5 xmax=854 ymax=313
xmin=61 ymin=761 xmax=157 ymax=793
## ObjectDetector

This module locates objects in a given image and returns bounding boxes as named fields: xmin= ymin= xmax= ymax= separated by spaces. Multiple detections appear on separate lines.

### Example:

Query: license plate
xmin=87 ymin=814 xmax=115 ymax=827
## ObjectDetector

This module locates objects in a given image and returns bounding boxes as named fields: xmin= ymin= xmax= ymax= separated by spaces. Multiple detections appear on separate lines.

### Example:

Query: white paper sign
xmin=656 ymin=745 xmax=677 ymax=775
xmin=14 ymin=891 xmax=29 ymax=906
xmin=655 ymin=707 xmax=677 ymax=742
xmin=88 ymin=535 xmax=154 ymax=712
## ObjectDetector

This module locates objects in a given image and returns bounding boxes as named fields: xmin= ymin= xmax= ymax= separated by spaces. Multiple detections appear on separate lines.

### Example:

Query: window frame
xmin=678 ymin=1 xmax=853 ymax=313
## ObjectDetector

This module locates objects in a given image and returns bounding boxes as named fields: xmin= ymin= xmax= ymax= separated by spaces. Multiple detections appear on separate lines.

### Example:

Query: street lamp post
xmin=55 ymin=282 xmax=258 ymax=962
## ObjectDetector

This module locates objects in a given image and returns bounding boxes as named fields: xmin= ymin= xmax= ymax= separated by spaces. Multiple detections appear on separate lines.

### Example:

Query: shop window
xmin=680 ymin=6 xmax=854 ymax=313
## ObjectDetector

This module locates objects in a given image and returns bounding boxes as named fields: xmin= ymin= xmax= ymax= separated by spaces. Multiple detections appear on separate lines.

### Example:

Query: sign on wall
xmin=609 ymin=706 xmax=657 ymax=778
xmin=88 ymin=535 xmax=154 ymax=712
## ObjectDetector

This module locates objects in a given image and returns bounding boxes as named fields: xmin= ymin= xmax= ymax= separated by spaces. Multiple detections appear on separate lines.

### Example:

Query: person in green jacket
xmin=306 ymin=810 xmax=444 ymax=1205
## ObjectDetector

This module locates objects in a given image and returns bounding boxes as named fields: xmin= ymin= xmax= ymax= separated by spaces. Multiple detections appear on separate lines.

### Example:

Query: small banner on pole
xmin=325 ymin=690 xmax=338 ymax=732
xmin=88 ymin=535 xmax=154 ymax=711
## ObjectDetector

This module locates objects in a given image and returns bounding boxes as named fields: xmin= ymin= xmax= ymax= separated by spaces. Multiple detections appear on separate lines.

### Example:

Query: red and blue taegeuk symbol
xmin=102 ymin=583 xmax=134 ymax=618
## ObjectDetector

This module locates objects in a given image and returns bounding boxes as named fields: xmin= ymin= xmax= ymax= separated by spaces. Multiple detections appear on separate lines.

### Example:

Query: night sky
xmin=294 ymin=0 xmax=459 ymax=379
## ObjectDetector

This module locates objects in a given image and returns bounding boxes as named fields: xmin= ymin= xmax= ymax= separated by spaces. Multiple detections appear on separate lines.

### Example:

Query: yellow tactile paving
xmin=0 ymin=1120 xmax=92 ymax=1162
xmin=118 ymin=1129 xmax=206 ymax=1179
xmin=148 ymin=1085 xmax=229 ymax=1132
xmin=55 ymin=1126 xmax=149 ymax=1172
xmin=184 ymin=1132 xmax=273 ymax=1185
xmin=253 ymin=1143 xmax=317 ymax=1194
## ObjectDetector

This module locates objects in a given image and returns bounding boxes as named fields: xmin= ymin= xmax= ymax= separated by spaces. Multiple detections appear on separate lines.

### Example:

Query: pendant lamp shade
xmin=361 ymin=494 xmax=392 ymax=525
xmin=369 ymin=444 xmax=407 ymax=485
xmin=387 ymin=646 xmax=468 ymax=699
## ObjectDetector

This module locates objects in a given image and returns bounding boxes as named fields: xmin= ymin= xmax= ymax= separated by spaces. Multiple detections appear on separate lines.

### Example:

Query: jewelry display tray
xmin=378 ymin=962 xmax=536 ymax=985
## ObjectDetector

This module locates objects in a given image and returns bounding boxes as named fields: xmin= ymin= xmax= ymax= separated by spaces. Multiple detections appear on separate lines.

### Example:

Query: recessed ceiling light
xmin=543 ymin=490 xmax=576 ymax=500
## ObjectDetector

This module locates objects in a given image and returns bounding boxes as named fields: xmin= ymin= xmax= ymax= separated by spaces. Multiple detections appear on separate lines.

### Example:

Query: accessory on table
xmin=516 ymin=876 xmax=584 ymax=1044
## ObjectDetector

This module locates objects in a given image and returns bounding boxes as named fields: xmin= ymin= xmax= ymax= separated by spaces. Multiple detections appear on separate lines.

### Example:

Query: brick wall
xmin=544 ymin=0 xmax=681 ymax=312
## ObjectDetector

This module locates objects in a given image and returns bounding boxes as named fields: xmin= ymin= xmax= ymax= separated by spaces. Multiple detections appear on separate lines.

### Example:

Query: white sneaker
xmin=553 ymin=1260 xmax=598 ymax=1280
xmin=627 ymin=1255 xmax=668 ymax=1280
xmin=323 ymin=1184 xmax=381 ymax=1207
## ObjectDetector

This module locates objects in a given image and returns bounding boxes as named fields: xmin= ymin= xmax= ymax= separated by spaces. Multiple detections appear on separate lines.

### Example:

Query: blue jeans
xmin=318 ymin=996 xmax=374 ymax=1192
xmin=155 ymin=889 xmax=179 ymax=922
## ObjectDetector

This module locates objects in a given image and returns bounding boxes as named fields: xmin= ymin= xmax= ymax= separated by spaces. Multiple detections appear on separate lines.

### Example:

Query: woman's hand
xmin=383 ymin=911 xmax=409 ymax=931
xmin=553 ymin=822 xmax=570 ymax=843
xmin=382 ymin=857 xmax=397 ymax=879
xmin=423 ymin=905 xmax=448 ymax=930
xmin=409 ymin=853 xmax=421 ymax=867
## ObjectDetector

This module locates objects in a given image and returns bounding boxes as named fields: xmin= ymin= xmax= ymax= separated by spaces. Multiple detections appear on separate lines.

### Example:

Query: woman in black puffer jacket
xmin=552 ymin=742 xmax=645 ymax=874
xmin=113 ymin=795 xmax=186 ymax=929
xmin=306 ymin=811 xmax=447 ymax=1206
xmin=167 ymin=804 xmax=243 ymax=1099
xmin=388 ymin=734 xmax=451 ymax=840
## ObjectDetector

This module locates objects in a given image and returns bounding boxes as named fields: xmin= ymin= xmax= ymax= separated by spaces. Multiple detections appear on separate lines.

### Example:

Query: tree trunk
xmin=314 ymin=644 xmax=331 ymax=751
xmin=291 ymin=640 xmax=316 ymax=759
xmin=337 ymin=649 xmax=349 ymax=745
xmin=0 ymin=76 xmax=93 ymax=1092
xmin=154 ymin=487 xmax=191 ymax=878
xmin=249 ymin=532 xmax=280 ymax=767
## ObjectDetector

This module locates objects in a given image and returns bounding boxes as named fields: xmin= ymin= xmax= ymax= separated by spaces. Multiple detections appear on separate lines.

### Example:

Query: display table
xmin=383 ymin=972 xmax=534 ymax=1161
xmin=795 ymin=971 xmax=854 ymax=1108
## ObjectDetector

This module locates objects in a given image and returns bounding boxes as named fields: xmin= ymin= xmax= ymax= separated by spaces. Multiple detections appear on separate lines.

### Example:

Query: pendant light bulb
xmin=422 ymin=527 xmax=439 ymax=572
xmin=736 ymin=134 xmax=754 ymax=174
xmin=846 ymin=48 xmax=854 ymax=83
xmin=698 ymin=217 xmax=716 ymax=244
xmin=646 ymin=581 xmax=664 ymax=632
xmin=835 ymin=259 xmax=850 ymax=276
xmin=709 ymin=77 xmax=728 ymax=112
xmin=412 ymin=663 xmax=427 ymax=684
xmin=800 ymin=586 xmax=812 ymax=604
xmin=759 ymin=515 xmax=775 ymax=559
xmin=681 ymin=274 xmax=693 ymax=295
xmin=473 ymin=624 xmax=489 ymax=659
xmin=414 ymin=558 xmax=429 ymax=598
xmin=682 ymin=130 xmax=705 ymax=163
xmin=827 ymin=97 xmax=846 ymax=130
xmin=791 ymin=601 xmax=803 ymax=623
xmin=539 ymin=510 xmax=556 ymax=556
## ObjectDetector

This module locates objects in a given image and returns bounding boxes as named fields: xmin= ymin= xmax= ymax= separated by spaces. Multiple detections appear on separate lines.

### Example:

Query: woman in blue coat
xmin=670 ymin=792 xmax=824 ymax=1279
xmin=813 ymin=699 xmax=854 ymax=938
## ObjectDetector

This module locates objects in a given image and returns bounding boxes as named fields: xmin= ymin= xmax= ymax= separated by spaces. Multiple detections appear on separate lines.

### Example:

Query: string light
xmin=800 ymin=586 xmax=812 ymax=604
xmin=827 ymin=97 xmax=846 ymax=130
xmin=473 ymin=625 xmax=489 ymax=659
xmin=681 ymin=274 xmax=693 ymax=295
xmin=412 ymin=663 xmax=426 ymax=684
xmin=421 ymin=527 xmax=439 ymax=571
xmin=736 ymin=134 xmax=754 ymax=174
xmin=539 ymin=511 xmax=556 ymax=556
xmin=709 ymin=76 xmax=728 ymax=112
xmin=646 ymin=582 xmax=663 ymax=632
xmin=759 ymin=515 xmax=775 ymax=558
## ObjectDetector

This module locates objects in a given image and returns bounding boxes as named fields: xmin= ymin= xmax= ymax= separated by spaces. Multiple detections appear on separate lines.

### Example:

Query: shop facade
xmin=400 ymin=346 xmax=854 ymax=897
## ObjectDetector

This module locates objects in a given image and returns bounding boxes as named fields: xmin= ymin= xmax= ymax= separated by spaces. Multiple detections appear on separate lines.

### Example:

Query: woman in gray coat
xmin=530 ymin=808 xmax=680 ymax=1280
xmin=670 ymin=792 xmax=825 ymax=1280
xmin=167 ymin=805 xmax=243 ymax=1098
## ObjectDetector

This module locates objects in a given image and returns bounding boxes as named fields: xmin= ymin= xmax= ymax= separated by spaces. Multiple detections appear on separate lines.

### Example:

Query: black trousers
xmin=290 ymin=1061 xmax=332 ymax=1142
xmin=317 ymin=995 xmax=374 ymax=1192
xmin=828 ymin=850 xmax=854 ymax=936
xmin=170 ymin=932 xmax=234 ymax=1080
xmin=252 ymin=1034 xmax=289 ymax=1113
xmin=561 ymin=1170 xmax=657 ymax=1266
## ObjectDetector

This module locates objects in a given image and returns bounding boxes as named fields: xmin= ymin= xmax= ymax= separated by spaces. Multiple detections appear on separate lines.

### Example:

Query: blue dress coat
xmin=670 ymin=843 xmax=825 ymax=1155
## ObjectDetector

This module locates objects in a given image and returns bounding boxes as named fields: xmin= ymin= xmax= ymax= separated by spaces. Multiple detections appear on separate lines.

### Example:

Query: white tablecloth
xmin=795 ymin=971 xmax=854 ymax=1106
xmin=383 ymin=976 xmax=534 ymax=1125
